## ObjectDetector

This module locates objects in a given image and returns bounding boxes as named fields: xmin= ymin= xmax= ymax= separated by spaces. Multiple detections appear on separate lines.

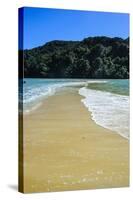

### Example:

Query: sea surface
xmin=20 ymin=78 xmax=129 ymax=139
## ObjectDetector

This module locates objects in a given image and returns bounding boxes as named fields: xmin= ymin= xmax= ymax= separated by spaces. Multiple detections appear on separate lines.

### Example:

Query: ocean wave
xmin=22 ymin=79 xmax=93 ymax=113
xmin=79 ymin=87 xmax=129 ymax=139
xmin=23 ymin=81 xmax=87 ymax=103
xmin=23 ymin=80 xmax=107 ymax=105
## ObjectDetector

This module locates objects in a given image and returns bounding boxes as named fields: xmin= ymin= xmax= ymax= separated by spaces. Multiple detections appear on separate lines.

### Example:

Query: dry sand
xmin=22 ymin=87 xmax=129 ymax=193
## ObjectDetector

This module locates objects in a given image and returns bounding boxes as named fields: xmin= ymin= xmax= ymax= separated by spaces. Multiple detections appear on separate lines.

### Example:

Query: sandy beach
xmin=22 ymin=87 xmax=129 ymax=193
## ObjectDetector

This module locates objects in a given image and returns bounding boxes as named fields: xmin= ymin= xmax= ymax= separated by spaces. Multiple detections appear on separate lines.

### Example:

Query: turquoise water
xmin=86 ymin=79 xmax=129 ymax=96
xmin=20 ymin=78 xmax=129 ymax=139
xmin=22 ymin=78 xmax=87 ymax=112
xmin=22 ymin=79 xmax=129 ymax=105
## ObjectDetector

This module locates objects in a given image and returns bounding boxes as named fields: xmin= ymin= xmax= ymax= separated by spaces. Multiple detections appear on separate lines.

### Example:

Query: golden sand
xmin=23 ymin=88 xmax=129 ymax=193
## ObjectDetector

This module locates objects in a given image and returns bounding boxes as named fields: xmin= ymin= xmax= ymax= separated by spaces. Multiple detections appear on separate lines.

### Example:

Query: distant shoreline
xmin=20 ymin=36 xmax=129 ymax=79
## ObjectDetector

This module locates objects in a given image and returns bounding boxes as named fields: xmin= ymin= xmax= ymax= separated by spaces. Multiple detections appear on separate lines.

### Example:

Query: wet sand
xmin=23 ymin=87 xmax=129 ymax=193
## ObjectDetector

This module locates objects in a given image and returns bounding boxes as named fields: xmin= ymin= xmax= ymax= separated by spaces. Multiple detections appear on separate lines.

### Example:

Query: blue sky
xmin=20 ymin=7 xmax=129 ymax=49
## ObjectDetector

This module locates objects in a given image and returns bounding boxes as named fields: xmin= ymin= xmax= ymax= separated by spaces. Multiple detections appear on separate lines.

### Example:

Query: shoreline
xmin=24 ymin=85 xmax=129 ymax=140
xmin=23 ymin=87 xmax=129 ymax=193
xmin=79 ymin=86 xmax=129 ymax=139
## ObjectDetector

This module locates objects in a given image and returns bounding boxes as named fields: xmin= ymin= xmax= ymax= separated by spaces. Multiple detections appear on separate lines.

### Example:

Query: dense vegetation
xmin=22 ymin=36 xmax=129 ymax=78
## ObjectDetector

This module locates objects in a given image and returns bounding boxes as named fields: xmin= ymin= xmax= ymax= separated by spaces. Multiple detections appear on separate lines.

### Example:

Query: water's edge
xmin=21 ymin=79 xmax=129 ymax=139
xmin=79 ymin=87 xmax=129 ymax=139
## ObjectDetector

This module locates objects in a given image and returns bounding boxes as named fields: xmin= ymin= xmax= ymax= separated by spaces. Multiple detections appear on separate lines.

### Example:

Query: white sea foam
xmin=23 ymin=80 xmax=107 ymax=104
xmin=79 ymin=87 xmax=129 ymax=139
xmin=23 ymin=79 xmax=89 ymax=112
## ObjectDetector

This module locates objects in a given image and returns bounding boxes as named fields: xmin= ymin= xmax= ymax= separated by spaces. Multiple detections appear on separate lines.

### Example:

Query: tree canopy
xmin=21 ymin=36 xmax=129 ymax=79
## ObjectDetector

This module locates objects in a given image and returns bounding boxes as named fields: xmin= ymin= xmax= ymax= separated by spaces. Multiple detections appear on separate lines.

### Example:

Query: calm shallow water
xmin=85 ymin=79 xmax=129 ymax=96
xmin=20 ymin=78 xmax=129 ymax=139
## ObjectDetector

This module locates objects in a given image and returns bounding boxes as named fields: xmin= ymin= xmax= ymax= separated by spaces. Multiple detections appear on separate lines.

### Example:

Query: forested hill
xmin=22 ymin=36 xmax=129 ymax=78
